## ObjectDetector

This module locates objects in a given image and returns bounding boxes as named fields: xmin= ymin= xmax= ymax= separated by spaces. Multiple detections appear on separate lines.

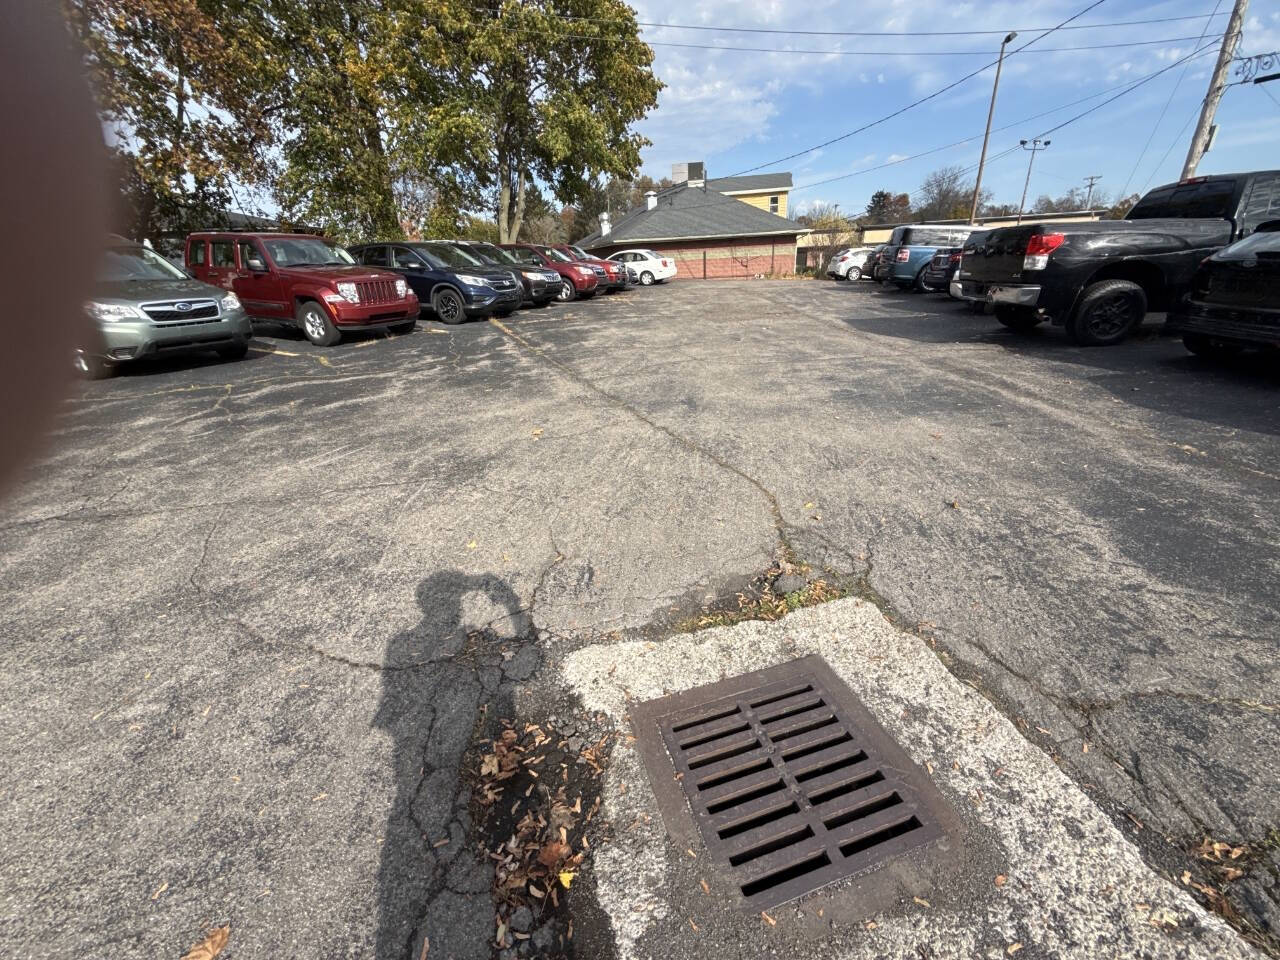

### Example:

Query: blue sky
xmin=628 ymin=0 xmax=1280 ymax=216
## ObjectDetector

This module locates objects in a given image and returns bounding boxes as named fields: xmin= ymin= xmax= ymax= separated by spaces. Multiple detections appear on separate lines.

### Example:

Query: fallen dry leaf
xmin=865 ymin=920 xmax=877 ymax=930
xmin=559 ymin=870 xmax=576 ymax=888
xmin=151 ymin=881 xmax=168 ymax=901
xmin=994 ymin=874 xmax=1007 ymax=887
xmin=913 ymin=897 xmax=931 ymax=908
xmin=418 ymin=934 xmax=430 ymax=959
xmin=466 ymin=540 xmax=478 ymax=550
xmin=1007 ymin=944 xmax=1023 ymax=955
xmin=761 ymin=910 xmax=776 ymax=926
xmin=180 ymin=925 xmax=229 ymax=960
xmin=531 ymin=428 xmax=543 ymax=438
xmin=689 ymin=918 xmax=699 ymax=932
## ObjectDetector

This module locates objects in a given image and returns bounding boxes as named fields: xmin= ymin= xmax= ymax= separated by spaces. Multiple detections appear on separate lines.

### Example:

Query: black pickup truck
xmin=955 ymin=170 xmax=1280 ymax=345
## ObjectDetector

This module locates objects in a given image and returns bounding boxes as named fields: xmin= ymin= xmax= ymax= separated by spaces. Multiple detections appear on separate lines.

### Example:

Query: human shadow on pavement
xmin=372 ymin=571 xmax=537 ymax=960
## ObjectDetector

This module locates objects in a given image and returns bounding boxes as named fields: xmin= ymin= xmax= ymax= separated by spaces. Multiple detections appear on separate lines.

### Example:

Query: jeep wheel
xmin=216 ymin=341 xmax=250 ymax=360
xmin=1183 ymin=333 xmax=1244 ymax=360
xmin=389 ymin=318 xmax=417 ymax=335
xmin=556 ymin=279 xmax=576 ymax=302
xmin=298 ymin=301 xmax=341 ymax=345
xmin=846 ymin=266 xmax=862 ymax=282
xmin=640 ymin=270 xmax=655 ymax=285
xmin=1068 ymin=279 xmax=1146 ymax=346
xmin=432 ymin=287 xmax=466 ymax=324
xmin=74 ymin=349 xmax=113 ymax=380
xmin=994 ymin=305 xmax=1044 ymax=331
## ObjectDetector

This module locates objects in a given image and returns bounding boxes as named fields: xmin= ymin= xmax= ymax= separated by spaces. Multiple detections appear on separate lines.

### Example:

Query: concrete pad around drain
xmin=556 ymin=598 xmax=1264 ymax=960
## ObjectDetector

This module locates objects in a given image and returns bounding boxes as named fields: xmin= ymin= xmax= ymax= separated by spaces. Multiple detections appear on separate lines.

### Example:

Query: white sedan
xmin=826 ymin=246 xmax=874 ymax=280
xmin=606 ymin=248 xmax=676 ymax=285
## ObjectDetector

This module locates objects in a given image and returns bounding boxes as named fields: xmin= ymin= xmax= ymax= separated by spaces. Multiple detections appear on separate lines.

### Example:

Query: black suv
xmin=349 ymin=241 xmax=522 ymax=324
xmin=457 ymin=241 xmax=562 ymax=306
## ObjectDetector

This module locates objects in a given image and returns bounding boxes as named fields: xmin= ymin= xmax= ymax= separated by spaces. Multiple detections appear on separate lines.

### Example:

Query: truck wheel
xmin=74 ymin=349 xmax=113 ymax=380
xmin=297 ymin=301 xmax=341 ymax=345
xmin=994 ymin=306 xmax=1043 ymax=331
xmin=1182 ymin=334 xmax=1243 ymax=360
xmin=556 ymin=280 xmax=576 ymax=302
xmin=1068 ymin=280 xmax=1146 ymax=346
xmin=432 ymin=287 xmax=466 ymax=324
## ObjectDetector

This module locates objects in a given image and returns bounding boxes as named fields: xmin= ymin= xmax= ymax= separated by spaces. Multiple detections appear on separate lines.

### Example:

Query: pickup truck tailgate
xmin=959 ymin=226 xmax=1040 ymax=282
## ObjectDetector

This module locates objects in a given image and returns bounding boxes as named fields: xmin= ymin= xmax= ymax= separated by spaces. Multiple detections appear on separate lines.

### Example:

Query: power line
xmin=1117 ymin=0 xmax=1224 ymax=198
xmin=1138 ymin=104 xmax=1202 ymax=192
xmin=637 ymin=34 xmax=1208 ymax=58
xmin=726 ymin=0 xmax=1114 ymax=177
xmin=543 ymin=9 xmax=1229 ymax=37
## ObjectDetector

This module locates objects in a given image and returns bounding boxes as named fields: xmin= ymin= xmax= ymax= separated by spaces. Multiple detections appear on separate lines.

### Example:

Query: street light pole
xmin=1016 ymin=139 xmax=1049 ymax=224
xmin=969 ymin=31 xmax=1017 ymax=225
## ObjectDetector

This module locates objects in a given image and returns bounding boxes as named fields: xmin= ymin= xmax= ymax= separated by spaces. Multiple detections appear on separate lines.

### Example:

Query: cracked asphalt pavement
xmin=1 ymin=280 xmax=1276 ymax=957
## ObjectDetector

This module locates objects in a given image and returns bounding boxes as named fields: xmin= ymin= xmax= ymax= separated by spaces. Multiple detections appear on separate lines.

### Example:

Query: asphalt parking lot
xmin=2 ymin=279 xmax=1277 ymax=959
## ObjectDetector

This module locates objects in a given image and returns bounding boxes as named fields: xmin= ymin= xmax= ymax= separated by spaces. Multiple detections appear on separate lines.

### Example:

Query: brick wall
xmin=592 ymin=234 xmax=799 ymax=279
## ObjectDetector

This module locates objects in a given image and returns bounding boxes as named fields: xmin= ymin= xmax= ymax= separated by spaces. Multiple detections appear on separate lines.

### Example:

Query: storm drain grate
xmin=632 ymin=655 xmax=953 ymax=910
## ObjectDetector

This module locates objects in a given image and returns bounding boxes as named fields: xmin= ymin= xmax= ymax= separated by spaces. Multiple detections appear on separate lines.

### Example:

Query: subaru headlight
xmin=219 ymin=292 xmax=242 ymax=312
xmin=335 ymin=281 xmax=360 ymax=303
xmin=85 ymin=301 xmax=143 ymax=322
xmin=574 ymin=265 xmax=593 ymax=276
xmin=456 ymin=274 xmax=490 ymax=287
xmin=394 ymin=278 xmax=408 ymax=298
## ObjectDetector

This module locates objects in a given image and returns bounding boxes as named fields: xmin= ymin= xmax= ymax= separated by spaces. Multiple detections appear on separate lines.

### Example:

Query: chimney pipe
xmin=598 ymin=212 xmax=611 ymax=236
xmin=645 ymin=191 xmax=657 ymax=211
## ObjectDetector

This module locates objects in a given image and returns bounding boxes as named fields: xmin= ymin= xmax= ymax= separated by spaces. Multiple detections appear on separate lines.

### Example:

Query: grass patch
xmin=677 ymin=564 xmax=845 ymax=632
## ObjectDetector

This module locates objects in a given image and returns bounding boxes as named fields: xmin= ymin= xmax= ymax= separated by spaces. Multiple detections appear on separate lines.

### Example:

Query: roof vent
xmin=645 ymin=191 xmax=658 ymax=211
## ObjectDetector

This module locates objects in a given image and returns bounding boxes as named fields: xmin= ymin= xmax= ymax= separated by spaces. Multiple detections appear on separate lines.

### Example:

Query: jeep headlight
xmin=219 ymin=292 xmax=241 ymax=312
xmin=335 ymin=281 xmax=360 ymax=303
xmin=85 ymin=301 xmax=143 ymax=322
xmin=456 ymin=274 xmax=490 ymax=287
xmin=394 ymin=279 xmax=408 ymax=298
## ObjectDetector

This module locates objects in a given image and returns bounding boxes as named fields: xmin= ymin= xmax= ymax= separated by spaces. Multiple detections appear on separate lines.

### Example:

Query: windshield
xmin=414 ymin=242 xmax=484 ymax=268
xmin=262 ymin=236 xmax=355 ymax=266
xmin=1215 ymin=229 xmax=1280 ymax=259
xmin=566 ymin=245 xmax=591 ymax=259
xmin=1127 ymin=179 xmax=1236 ymax=221
xmin=471 ymin=242 xmax=517 ymax=265
xmin=544 ymin=247 xmax=574 ymax=262
xmin=99 ymin=245 xmax=188 ymax=282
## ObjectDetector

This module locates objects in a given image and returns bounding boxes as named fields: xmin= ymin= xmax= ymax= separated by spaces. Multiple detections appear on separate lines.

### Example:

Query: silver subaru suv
xmin=78 ymin=241 xmax=252 ymax=379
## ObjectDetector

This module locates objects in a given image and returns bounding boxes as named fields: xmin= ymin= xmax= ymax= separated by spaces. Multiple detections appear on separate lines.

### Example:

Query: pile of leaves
xmin=473 ymin=719 xmax=613 ymax=957
xmin=679 ymin=556 xmax=844 ymax=632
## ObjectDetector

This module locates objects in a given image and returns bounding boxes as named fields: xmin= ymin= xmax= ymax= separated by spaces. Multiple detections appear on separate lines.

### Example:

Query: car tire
xmin=216 ymin=341 xmax=250 ymax=360
xmin=556 ymin=280 xmax=576 ymax=303
xmin=297 ymin=301 xmax=341 ymax=345
xmin=912 ymin=267 xmax=932 ymax=293
xmin=432 ymin=287 xmax=466 ymax=325
xmin=74 ymin=349 xmax=113 ymax=380
xmin=846 ymin=267 xmax=861 ymax=282
xmin=1182 ymin=333 xmax=1244 ymax=359
xmin=1068 ymin=280 xmax=1146 ymax=346
xmin=640 ymin=271 xmax=654 ymax=285
xmin=389 ymin=318 xmax=417 ymax=334
xmin=994 ymin=305 xmax=1043 ymax=330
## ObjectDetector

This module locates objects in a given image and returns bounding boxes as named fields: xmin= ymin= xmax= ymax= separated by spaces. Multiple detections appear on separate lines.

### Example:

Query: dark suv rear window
xmin=1127 ymin=178 xmax=1236 ymax=220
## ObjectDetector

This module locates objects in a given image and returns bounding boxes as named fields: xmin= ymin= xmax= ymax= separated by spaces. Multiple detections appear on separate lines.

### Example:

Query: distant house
xmin=577 ymin=162 xmax=809 ymax=279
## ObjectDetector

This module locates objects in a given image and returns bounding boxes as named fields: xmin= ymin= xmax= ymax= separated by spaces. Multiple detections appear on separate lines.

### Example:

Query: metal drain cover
xmin=630 ymin=655 xmax=955 ymax=910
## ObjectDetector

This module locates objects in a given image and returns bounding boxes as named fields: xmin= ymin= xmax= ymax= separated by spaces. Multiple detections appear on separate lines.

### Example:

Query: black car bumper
xmin=953 ymin=269 xmax=1084 ymax=322
xmin=1167 ymin=300 xmax=1280 ymax=346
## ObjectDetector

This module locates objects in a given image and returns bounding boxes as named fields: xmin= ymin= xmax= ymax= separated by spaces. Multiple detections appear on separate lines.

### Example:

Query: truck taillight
xmin=895 ymin=249 xmax=910 ymax=262
xmin=1023 ymin=233 xmax=1065 ymax=270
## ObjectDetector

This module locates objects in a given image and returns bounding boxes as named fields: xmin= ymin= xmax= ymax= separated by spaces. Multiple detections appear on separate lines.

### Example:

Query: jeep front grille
xmin=356 ymin=279 xmax=398 ymax=304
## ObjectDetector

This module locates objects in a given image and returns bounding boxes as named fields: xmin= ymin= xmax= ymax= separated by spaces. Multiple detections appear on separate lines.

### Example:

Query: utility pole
xmin=969 ymin=31 xmax=1018 ymax=225
xmin=1016 ymin=139 xmax=1049 ymax=224
xmin=1083 ymin=175 xmax=1102 ymax=210
xmin=1182 ymin=0 xmax=1249 ymax=179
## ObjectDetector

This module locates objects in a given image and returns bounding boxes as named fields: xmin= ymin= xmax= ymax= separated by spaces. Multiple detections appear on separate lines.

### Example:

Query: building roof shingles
xmin=578 ymin=183 xmax=806 ymax=249
xmin=704 ymin=172 xmax=792 ymax=193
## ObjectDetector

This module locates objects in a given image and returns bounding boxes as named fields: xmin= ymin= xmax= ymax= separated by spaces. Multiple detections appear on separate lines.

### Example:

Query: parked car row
xmin=79 ymin=233 xmax=677 ymax=378
xmin=834 ymin=169 xmax=1280 ymax=358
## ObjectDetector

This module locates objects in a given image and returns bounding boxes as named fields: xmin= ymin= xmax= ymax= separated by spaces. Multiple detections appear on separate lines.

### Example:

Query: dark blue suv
xmin=349 ymin=241 xmax=522 ymax=324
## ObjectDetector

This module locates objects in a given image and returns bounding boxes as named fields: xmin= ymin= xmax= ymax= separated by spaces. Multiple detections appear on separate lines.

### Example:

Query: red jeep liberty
xmin=186 ymin=232 xmax=419 ymax=345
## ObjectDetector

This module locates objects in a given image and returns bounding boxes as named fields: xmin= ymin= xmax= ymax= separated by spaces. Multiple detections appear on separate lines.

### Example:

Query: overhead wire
xmin=634 ymin=34 xmax=1208 ymax=57
xmin=725 ymin=0 xmax=1114 ymax=177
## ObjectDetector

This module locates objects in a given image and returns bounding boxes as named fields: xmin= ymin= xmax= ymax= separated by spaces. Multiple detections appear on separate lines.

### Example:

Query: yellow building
xmin=705 ymin=173 xmax=792 ymax=218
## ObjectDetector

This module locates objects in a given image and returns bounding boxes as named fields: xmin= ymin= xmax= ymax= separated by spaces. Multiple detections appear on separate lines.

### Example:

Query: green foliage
xmin=62 ymin=0 xmax=275 ymax=238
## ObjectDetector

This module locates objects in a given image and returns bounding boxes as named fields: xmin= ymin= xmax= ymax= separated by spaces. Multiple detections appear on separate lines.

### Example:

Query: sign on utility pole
xmin=1182 ymin=0 xmax=1249 ymax=180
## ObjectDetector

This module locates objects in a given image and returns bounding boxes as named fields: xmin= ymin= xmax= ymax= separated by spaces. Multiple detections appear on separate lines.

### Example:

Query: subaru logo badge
xmin=174 ymin=302 xmax=193 ymax=312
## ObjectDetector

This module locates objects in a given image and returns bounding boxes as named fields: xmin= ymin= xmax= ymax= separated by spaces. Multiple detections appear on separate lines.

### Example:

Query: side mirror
xmin=247 ymin=258 xmax=267 ymax=272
